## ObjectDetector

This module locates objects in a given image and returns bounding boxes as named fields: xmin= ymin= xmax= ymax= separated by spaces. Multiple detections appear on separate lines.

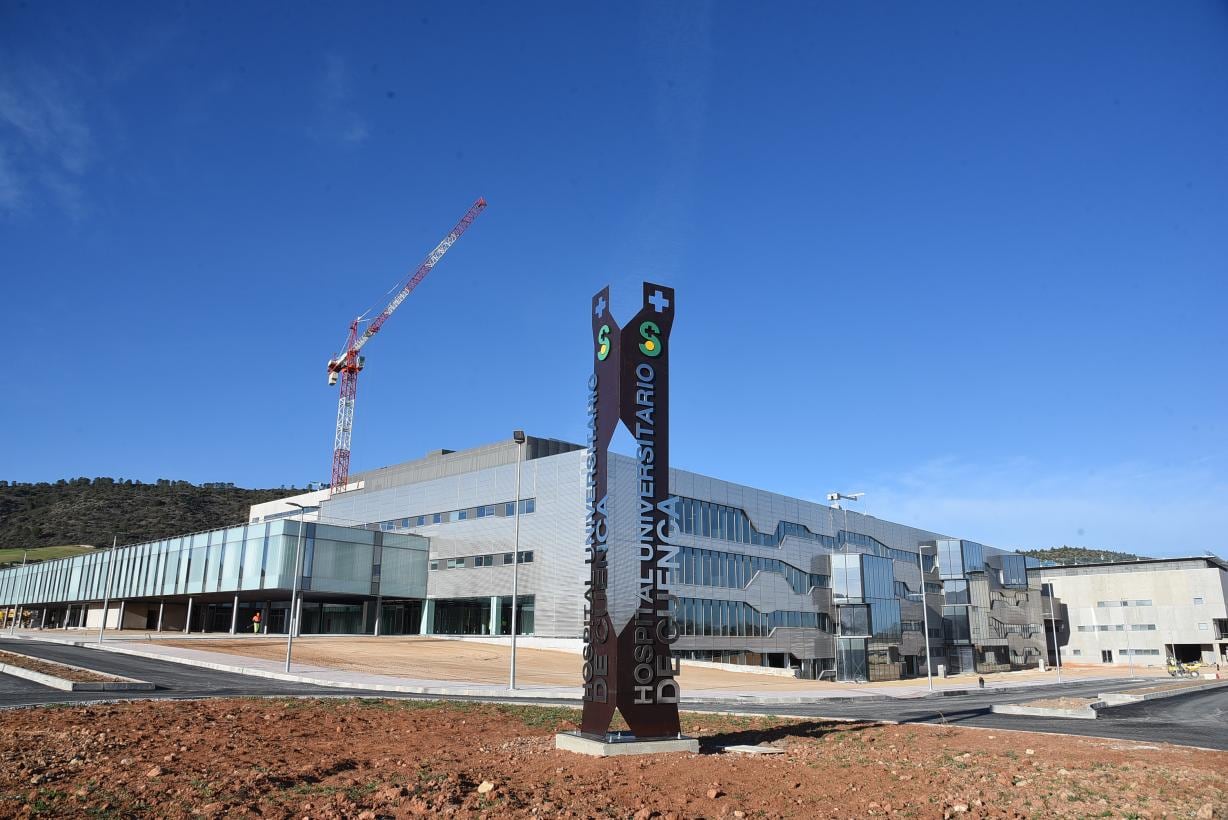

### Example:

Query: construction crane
xmin=326 ymin=197 xmax=487 ymax=491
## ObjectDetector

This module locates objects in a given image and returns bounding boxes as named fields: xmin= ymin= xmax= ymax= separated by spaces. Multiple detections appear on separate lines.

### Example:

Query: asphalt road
xmin=0 ymin=638 xmax=367 ymax=706
xmin=706 ymin=683 xmax=1228 ymax=751
xmin=3 ymin=638 xmax=1226 ymax=750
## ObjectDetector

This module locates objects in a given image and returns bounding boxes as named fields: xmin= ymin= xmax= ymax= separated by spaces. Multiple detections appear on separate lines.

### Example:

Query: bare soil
xmin=1018 ymin=697 xmax=1099 ymax=710
xmin=2 ymin=699 xmax=1226 ymax=819
xmin=0 ymin=649 xmax=121 ymax=683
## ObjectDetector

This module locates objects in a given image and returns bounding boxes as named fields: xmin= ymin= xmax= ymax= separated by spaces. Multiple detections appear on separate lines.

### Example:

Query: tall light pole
xmin=918 ymin=545 xmax=935 ymax=692
xmin=509 ymin=430 xmax=526 ymax=690
xmin=96 ymin=537 xmax=117 ymax=643
xmin=284 ymin=502 xmax=308 ymax=673
xmin=1044 ymin=582 xmax=1063 ymax=683
xmin=827 ymin=492 xmax=864 ymax=683
xmin=8 ymin=550 xmax=28 ymax=636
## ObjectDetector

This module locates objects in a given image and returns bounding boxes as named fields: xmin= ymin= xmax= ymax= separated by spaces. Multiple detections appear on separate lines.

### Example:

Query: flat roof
xmin=1037 ymin=555 xmax=1228 ymax=575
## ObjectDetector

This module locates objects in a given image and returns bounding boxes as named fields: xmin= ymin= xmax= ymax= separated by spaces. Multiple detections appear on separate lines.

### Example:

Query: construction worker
xmin=251 ymin=611 xmax=262 ymax=634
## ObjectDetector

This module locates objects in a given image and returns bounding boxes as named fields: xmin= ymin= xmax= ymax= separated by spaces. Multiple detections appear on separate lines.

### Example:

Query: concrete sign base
xmin=555 ymin=732 xmax=698 ymax=757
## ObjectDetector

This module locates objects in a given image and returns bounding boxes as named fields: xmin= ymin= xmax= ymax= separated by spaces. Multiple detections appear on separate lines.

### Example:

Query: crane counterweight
xmin=326 ymin=198 xmax=487 ymax=492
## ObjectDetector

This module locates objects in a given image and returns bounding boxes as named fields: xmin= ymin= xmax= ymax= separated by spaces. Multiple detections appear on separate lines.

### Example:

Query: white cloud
xmin=849 ymin=456 xmax=1228 ymax=557
xmin=0 ymin=64 xmax=94 ymax=218
xmin=315 ymin=54 xmax=369 ymax=146
xmin=0 ymin=146 xmax=25 ymax=213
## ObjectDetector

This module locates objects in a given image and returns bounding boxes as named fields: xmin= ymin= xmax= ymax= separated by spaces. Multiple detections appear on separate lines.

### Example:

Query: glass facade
xmin=370 ymin=498 xmax=536 ymax=533
xmin=999 ymin=555 xmax=1028 ymax=588
xmin=674 ymin=496 xmax=932 ymax=570
xmin=0 ymin=520 xmax=428 ymax=606
xmin=674 ymin=547 xmax=829 ymax=593
xmin=674 ymin=597 xmax=831 ymax=637
xmin=431 ymin=595 xmax=535 ymax=635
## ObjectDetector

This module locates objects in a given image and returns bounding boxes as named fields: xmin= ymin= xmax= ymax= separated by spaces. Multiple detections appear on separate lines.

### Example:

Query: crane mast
xmin=326 ymin=198 xmax=487 ymax=492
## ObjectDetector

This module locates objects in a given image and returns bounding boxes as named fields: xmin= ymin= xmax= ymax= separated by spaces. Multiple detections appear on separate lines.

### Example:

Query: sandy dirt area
xmin=156 ymin=636 xmax=1161 ymax=692
xmin=0 ymin=649 xmax=121 ymax=683
xmin=1018 ymin=697 xmax=1099 ymax=710
xmin=1 ymin=699 xmax=1225 ymax=818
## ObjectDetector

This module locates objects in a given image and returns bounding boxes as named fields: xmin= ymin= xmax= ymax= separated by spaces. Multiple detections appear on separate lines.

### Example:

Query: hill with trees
xmin=1018 ymin=545 xmax=1147 ymax=565
xmin=0 ymin=478 xmax=293 ymax=552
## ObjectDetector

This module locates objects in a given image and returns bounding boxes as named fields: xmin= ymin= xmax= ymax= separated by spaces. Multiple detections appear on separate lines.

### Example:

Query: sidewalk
xmin=8 ymin=629 xmax=1168 ymax=703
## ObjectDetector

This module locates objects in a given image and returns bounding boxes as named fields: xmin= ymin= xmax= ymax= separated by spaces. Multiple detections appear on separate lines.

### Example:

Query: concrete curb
xmin=0 ymin=652 xmax=154 ymax=692
xmin=991 ymin=701 xmax=1103 ymax=720
xmin=1099 ymin=678 xmax=1228 ymax=706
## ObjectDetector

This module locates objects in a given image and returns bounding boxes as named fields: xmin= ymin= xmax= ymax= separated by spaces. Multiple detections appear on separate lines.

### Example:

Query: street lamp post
xmin=8 ymin=550 xmax=28 ymax=636
xmin=918 ymin=546 xmax=935 ymax=692
xmin=509 ymin=430 xmax=526 ymax=690
xmin=284 ymin=502 xmax=308 ymax=673
xmin=96 ymin=537 xmax=117 ymax=643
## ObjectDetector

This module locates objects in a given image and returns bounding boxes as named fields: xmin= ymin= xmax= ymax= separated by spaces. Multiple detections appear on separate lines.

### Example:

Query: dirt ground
xmin=0 ymin=649 xmax=119 ymax=683
xmin=157 ymin=636 xmax=1162 ymax=692
xmin=1 ymin=699 xmax=1224 ymax=819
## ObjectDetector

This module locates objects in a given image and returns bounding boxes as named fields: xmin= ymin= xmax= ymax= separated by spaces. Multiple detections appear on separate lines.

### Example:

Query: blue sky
xmin=1 ymin=2 xmax=1225 ymax=556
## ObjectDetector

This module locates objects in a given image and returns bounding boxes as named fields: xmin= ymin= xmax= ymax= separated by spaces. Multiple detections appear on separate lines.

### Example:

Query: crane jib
xmin=329 ymin=197 xmax=486 ymax=492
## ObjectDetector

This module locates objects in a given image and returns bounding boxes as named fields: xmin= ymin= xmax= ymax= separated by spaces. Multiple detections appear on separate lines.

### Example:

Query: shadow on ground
xmin=698 ymin=719 xmax=879 ymax=753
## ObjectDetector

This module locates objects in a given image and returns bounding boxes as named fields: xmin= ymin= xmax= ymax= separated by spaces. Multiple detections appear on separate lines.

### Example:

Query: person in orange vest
xmin=251 ymin=611 xmax=262 ymax=634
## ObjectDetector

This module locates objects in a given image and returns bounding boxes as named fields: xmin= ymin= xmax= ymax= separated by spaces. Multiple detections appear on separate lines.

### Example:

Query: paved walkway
xmin=6 ymin=629 xmax=1167 ymax=702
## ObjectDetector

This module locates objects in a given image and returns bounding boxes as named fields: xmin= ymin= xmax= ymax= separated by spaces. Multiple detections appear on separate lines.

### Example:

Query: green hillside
xmin=1019 ymin=545 xmax=1147 ymax=565
xmin=0 ymin=544 xmax=99 ymax=568
xmin=0 ymin=478 xmax=293 ymax=552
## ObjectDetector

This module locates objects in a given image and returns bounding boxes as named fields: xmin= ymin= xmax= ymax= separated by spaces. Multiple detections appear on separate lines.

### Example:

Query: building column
xmin=39 ymin=608 xmax=47 ymax=629
xmin=373 ymin=596 xmax=382 ymax=637
xmin=229 ymin=594 xmax=239 ymax=635
xmin=156 ymin=601 xmax=164 ymax=632
xmin=420 ymin=599 xmax=435 ymax=635
xmin=184 ymin=597 xmax=193 ymax=634
xmin=489 ymin=596 xmax=500 ymax=636
xmin=116 ymin=600 xmax=125 ymax=632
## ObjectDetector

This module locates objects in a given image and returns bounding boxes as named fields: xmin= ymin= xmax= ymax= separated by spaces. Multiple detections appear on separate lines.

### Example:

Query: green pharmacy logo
xmin=596 ymin=324 xmax=611 ymax=361
xmin=638 ymin=321 xmax=662 ymax=357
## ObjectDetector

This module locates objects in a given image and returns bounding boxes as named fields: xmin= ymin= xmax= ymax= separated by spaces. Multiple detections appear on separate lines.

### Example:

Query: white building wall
xmin=1042 ymin=562 xmax=1228 ymax=667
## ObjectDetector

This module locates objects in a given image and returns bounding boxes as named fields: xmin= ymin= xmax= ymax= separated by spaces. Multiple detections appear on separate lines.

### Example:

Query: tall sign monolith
xmin=578 ymin=281 xmax=682 ymax=742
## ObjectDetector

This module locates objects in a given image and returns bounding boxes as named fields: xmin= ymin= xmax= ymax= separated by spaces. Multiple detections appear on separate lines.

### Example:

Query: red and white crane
xmin=326 ymin=198 xmax=487 ymax=491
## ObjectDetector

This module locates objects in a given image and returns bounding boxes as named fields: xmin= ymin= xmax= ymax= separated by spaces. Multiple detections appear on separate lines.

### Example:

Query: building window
xmin=1199 ymin=622 xmax=1209 ymax=631
xmin=432 ymin=513 xmax=443 ymax=524
xmin=1194 ymin=597 xmax=1205 ymax=605
xmin=503 ymin=553 xmax=514 ymax=565
xmin=429 ymin=560 xmax=439 ymax=571
xmin=1133 ymin=599 xmax=1152 ymax=606
xmin=1077 ymin=625 xmax=1094 ymax=632
xmin=517 ymin=551 xmax=534 ymax=564
xmin=1072 ymin=649 xmax=1082 ymax=656
xmin=519 ymin=498 xmax=535 ymax=514
xmin=446 ymin=558 xmax=466 ymax=569
xmin=1130 ymin=623 xmax=1156 ymax=631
